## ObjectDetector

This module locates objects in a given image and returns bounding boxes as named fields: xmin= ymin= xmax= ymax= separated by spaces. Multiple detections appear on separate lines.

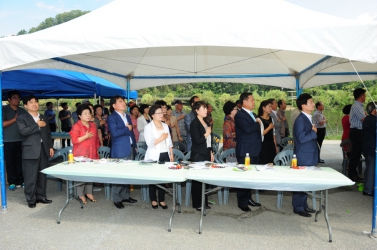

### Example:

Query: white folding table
xmin=42 ymin=161 xmax=187 ymax=232
xmin=186 ymin=165 xmax=354 ymax=242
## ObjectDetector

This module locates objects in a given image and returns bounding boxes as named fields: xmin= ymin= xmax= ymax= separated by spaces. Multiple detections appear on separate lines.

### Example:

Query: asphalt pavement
xmin=1 ymin=140 xmax=376 ymax=249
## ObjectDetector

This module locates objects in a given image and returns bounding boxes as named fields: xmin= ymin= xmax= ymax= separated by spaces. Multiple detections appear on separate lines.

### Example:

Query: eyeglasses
xmin=154 ymin=112 xmax=164 ymax=115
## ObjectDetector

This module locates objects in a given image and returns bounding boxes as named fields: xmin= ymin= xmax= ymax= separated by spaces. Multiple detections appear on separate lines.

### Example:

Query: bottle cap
xmin=246 ymin=153 xmax=249 ymax=156
xmin=293 ymin=154 xmax=296 ymax=157
xmin=69 ymin=149 xmax=72 ymax=153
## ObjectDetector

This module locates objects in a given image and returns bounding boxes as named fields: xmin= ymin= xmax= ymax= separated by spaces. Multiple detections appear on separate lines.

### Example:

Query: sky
xmin=1 ymin=0 xmax=377 ymax=37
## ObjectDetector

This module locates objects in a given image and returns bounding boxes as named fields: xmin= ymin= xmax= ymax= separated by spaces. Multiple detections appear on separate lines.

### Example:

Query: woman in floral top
xmin=223 ymin=101 xmax=238 ymax=151
xmin=69 ymin=104 xmax=100 ymax=204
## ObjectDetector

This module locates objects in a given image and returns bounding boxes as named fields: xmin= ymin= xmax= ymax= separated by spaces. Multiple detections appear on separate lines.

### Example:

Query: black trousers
xmin=236 ymin=155 xmax=259 ymax=207
xmin=149 ymin=152 xmax=170 ymax=202
xmin=61 ymin=127 xmax=71 ymax=148
xmin=49 ymin=123 xmax=56 ymax=145
xmin=191 ymin=148 xmax=211 ymax=208
xmin=316 ymin=127 xmax=326 ymax=160
xmin=22 ymin=143 xmax=49 ymax=204
xmin=4 ymin=141 xmax=23 ymax=185
xmin=348 ymin=128 xmax=363 ymax=178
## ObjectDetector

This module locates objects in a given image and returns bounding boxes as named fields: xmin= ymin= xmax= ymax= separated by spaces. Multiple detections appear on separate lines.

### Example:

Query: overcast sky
xmin=1 ymin=0 xmax=376 ymax=37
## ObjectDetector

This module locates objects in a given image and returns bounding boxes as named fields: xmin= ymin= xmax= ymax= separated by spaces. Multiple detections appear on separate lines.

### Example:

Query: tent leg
xmin=0 ymin=72 xmax=8 ymax=213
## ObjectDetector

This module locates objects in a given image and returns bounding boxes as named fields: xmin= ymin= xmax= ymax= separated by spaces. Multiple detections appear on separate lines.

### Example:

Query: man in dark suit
xmin=107 ymin=95 xmax=138 ymax=209
xmin=235 ymin=92 xmax=262 ymax=212
xmin=292 ymin=93 xmax=318 ymax=217
xmin=16 ymin=95 xmax=54 ymax=208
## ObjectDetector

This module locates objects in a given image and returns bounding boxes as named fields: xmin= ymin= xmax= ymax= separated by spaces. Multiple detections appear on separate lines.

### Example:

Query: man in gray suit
xmin=17 ymin=95 xmax=54 ymax=208
xmin=268 ymin=98 xmax=282 ymax=149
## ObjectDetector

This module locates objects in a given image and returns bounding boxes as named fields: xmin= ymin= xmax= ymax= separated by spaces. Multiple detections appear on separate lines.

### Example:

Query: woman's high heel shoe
xmin=151 ymin=201 xmax=158 ymax=209
xmin=77 ymin=196 xmax=87 ymax=204
xmin=85 ymin=194 xmax=97 ymax=202
xmin=159 ymin=202 xmax=168 ymax=210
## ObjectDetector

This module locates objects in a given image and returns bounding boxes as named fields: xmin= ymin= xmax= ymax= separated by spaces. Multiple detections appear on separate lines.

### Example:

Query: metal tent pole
xmin=0 ymin=71 xmax=8 ymax=213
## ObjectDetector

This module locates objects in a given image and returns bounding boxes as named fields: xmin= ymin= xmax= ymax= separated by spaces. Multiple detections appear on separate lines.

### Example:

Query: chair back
xmin=282 ymin=143 xmax=293 ymax=151
xmin=173 ymin=148 xmax=185 ymax=162
xmin=173 ymin=141 xmax=186 ymax=153
xmin=212 ymin=133 xmax=221 ymax=154
xmin=49 ymin=146 xmax=73 ymax=162
xmin=137 ymin=141 xmax=148 ymax=150
xmin=214 ymin=146 xmax=223 ymax=163
xmin=135 ymin=148 xmax=146 ymax=161
xmin=219 ymin=148 xmax=236 ymax=163
xmin=273 ymin=149 xmax=293 ymax=166
xmin=184 ymin=151 xmax=191 ymax=161
xmin=279 ymin=137 xmax=293 ymax=148
xmin=98 ymin=146 xmax=111 ymax=159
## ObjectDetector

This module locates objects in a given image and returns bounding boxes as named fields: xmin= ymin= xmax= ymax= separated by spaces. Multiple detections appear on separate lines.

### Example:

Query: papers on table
xmin=304 ymin=166 xmax=322 ymax=171
xmin=255 ymin=164 xmax=277 ymax=171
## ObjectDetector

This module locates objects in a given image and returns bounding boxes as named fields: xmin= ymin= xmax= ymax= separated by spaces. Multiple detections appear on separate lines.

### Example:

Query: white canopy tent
xmin=1 ymin=1 xmax=377 ymax=225
xmin=0 ymin=0 xmax=377 ymax=91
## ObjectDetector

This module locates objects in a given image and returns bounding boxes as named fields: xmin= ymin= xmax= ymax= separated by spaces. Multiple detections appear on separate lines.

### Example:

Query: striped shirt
xmin=349 ymin=101 xmax=365 ymax=129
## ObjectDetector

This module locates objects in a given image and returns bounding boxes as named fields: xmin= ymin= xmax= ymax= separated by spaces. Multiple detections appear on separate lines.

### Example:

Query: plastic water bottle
xmin=291 ymin=154 xmax=297 ymax=169
xmin=245 ymin=153 xmax=250 ymax=166
xmin=68 ymin=149 xmax=74 ymax=163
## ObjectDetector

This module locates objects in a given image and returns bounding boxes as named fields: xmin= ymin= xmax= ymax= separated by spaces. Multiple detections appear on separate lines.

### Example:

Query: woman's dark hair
xmin=192 ymin=101 xmax=207 ymax=116
xmin=60 ymin=102 xmax=67 ymax=107
xmin=139 ymin=104 xmax=149 ymax=115
xmin=130 ymin=105 xmax=139 ymax=113
xmin=148 ymin=104 xmax=162 ymax=119
xmin=342 ymin=104 xmax=352 ymax=115
xmin=257 ymin=100 xmax=272 ymax=117
xmin=93 ymin=104 xmax=102 ymax=113
xmin=189 ymin=96 xmax=199 ymax=106
xmin=77 ymin=104 xmax=92 ymax=117
xmin=166 ymin=105 xmax=172 ymax=110
xmin=223 ymin=101 xmax=236 ymax=115
xmin=46 ymin=102 xmax=52 ymax=107
xmin=155 ymin=100 xmax=167 ymax=106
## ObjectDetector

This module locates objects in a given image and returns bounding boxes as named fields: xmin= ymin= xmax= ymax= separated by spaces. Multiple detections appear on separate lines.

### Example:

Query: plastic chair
xmin=137 ymin=141 xmax=148 ymax=150
xmin=184 ymin=151 xmax=191 ymax=161
xmin=282 ymin=143 xmax=293 ymax=151
xmin=279 ymin=137 xmax=293 ymax=148
xmin=214 ymin=146 xmax=223 ymax=163
xmin=173 ymin=141 xmax=186 ymax=153
xmin=218 ymin=148 xmax=236 ymax=163
xmin=135 ymin=148 xmax=146 ymax=161
xmin=211 ymin=133 xmax=221 ymax=155
xmin=172 ymin=148 xmax=185 ymax=162
xmin=48 ymin=146 xmax=73 ymax=191
xmin=273 ymin=149 xmax=316 ymax=209
xmin=98 ymin=146 xmax=110 ymax=159
xmin=340 ymin=139 xmax=364 ymax=175
xmin=98 ymin=146 xmax=111 ymax=199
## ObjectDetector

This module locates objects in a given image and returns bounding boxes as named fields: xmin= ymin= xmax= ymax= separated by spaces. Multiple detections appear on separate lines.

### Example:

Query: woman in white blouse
xmin=137 ymin=104 xmax=151 ymax=142
xmin=144 ymin=104 xmax=174 ymax=209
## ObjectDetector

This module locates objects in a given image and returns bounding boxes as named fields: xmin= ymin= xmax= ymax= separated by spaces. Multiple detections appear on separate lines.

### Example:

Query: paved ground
xmin=1 ymin=140 xmax=376 ymax=249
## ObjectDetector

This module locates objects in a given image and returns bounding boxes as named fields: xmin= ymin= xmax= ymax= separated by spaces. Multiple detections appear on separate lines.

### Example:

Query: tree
xmin=163 ymin=93 xmax=175 ymax=105
xmin=141 ymin=93 xmax=154 ymax=104
xmin=17 ymin=29 xmax=27 ymax=35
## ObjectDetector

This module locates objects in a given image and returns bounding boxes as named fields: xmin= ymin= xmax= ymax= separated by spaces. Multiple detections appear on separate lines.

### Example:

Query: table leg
xmin=168 ymin=183 xmax=176 ymax=232
xmin=199 ymin=182 xmax=206 ymax=234
xmin=57 ymin=180 xmax=71 ymax=224
xmin=314 ymin=190 xmax=332 ymax=242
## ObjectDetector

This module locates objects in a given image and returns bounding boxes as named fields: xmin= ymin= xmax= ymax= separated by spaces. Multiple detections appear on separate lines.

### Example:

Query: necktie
xmin=250 ymin=112 xmax=256 ymax=122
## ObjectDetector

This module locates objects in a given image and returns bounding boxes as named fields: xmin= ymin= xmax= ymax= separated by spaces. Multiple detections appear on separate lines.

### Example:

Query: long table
xmin=42 ymin=161 xmax=187 ymax=231
xmin=185 ymin=165 xmax=354 ymax=242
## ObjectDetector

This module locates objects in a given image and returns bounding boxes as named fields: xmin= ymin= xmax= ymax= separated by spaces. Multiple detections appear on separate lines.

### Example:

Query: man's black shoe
xmin=36 ymin=199 xmax=52 ymax=204
xmin=248 ymin=198 xmax=261 ymax=207
xmin=28 ymin=203 xmax=36 ymax=208
xmin=114 ymin=202 xmax=124 ymax=209
xmin=363 ymin=192 xmax=373 ymax=197
xmin=304 ymin=208 xmax=316 ymax=213
xmin=238 ymin=206 xmax=251 ymax=212
xmin=318 ymin=159 xmax=325 ymax=163
xmin=294 ymin=211 xmax=312 ymax=217
xmin=122 ymin=197 xmax=137 ymax=203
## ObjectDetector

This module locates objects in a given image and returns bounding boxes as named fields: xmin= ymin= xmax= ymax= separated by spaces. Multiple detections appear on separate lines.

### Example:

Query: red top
xmin=131 ymin=115 xmax=139 ymax=142
xmin=69 ymin=120 xmax=100 ymax=159
xmin=341 ymin=115 xmax=351 ymax=141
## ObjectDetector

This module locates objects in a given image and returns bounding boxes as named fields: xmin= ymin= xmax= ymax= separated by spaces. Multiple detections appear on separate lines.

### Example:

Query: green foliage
xmin=163 ymin=93 xmax=175 ymax=105
xmin=24 ymin=10 xmax=90 ymax=34
xmin=141 ymin=93 xmax=154 ymax=104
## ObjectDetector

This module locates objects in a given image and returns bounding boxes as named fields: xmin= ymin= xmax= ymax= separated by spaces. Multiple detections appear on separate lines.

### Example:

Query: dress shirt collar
xmin=301 ymin=111 xmax=313 ymax=124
